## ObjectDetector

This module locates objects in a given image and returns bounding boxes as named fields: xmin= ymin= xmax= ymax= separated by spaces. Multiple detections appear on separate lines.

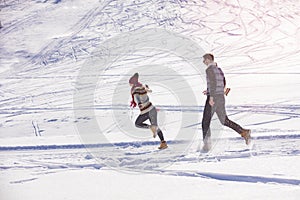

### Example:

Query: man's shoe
xmin=241 ymin=129 xmax=251 ymax=145
xmin=201 ymin=137 xmax=212 ymax=153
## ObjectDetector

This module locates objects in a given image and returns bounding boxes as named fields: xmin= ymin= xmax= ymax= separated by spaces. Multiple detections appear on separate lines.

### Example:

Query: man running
xmin=202 ymin=53 xmax=251 ymax=152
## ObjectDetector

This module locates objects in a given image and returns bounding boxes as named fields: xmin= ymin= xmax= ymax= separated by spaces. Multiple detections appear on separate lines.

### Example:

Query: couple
xmin=129 ymin=53 xmax=251 ymax=151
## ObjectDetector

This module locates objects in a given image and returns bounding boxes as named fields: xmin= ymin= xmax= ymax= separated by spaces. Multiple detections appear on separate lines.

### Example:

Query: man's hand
xmin=203 ymin=90 xmax=208 ymax=95
xmin=209 ymin=97 xmax=215 ymax=106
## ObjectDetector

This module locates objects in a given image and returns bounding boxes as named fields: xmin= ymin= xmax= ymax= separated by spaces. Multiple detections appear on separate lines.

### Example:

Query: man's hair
xmin=203 ymin=53 xmax=214 ymax=61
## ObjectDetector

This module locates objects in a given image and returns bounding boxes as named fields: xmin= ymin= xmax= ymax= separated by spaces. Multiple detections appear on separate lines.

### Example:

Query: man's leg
xmin=214 ymin=95 xmax=243 ymax=134
xmin=215 ymin=95 xmax=251 ymax=144
xmin=202 ymin=96 xmax=212 ymax=141
xmin=201 ymin=96 xmax=214 ymax=152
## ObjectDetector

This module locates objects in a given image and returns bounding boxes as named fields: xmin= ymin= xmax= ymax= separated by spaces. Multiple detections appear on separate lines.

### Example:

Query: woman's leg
xmin=149 ymin=108 xmax=165 ymax=141
xmin=135 ymin=112 xmax=150 ymax=129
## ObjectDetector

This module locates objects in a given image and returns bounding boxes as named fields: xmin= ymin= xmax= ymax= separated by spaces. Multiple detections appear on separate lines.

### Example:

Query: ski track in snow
xmin=156 ymin=170 xmax=300 ymax=186
xmin=1 ymin=134 xmax=300 ymax=186
xmin=0 ymin=0 xmax=299 ymax=138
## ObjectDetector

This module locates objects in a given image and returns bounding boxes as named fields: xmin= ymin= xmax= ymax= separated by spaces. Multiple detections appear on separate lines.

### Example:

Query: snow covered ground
xmin=1 ymin=0 xmax=300 ymax=199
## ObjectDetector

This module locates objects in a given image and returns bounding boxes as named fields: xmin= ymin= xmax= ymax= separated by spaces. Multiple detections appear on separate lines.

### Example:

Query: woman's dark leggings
xmin=135 ymin=107 xmax=165 ymax=141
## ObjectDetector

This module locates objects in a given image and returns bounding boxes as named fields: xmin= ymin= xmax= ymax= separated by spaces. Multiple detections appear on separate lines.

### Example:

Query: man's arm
xmin=206 ymin=67 xmax=216 ymax=106
xmin=206 ymin=67 xmax=217 ymax=97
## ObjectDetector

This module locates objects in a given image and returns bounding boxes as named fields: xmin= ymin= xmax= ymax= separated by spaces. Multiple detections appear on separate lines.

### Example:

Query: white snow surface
xmin=1 ymin=0 xmax=300 ymax=199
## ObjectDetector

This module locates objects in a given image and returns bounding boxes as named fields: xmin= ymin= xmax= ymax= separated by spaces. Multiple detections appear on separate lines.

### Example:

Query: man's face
xmin=203 ymin=58 xmax=209 ymax=66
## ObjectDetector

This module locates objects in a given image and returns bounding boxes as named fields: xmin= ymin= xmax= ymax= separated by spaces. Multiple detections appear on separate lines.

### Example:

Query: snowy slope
xmin=1 ymin=0 xmax=300 ymax=199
